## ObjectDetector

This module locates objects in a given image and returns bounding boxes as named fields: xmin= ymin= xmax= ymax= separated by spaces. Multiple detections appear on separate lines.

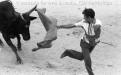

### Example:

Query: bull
xmin=0 ymin=0 xmax=37 ymax=64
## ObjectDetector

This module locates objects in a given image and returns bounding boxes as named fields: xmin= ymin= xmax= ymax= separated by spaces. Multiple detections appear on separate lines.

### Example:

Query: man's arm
xmin=94 ymin=25 xmax=101 ymax=39
xmin=57 ymin=24 xmax=76 ymax=29
xmin=57 ymin=24 xmax=84 ymax=29
xmin=57 ymin=20 xmax=84 ymax=29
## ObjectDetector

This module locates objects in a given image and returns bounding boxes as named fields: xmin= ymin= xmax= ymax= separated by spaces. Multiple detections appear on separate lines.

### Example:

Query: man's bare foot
xmin=35 ymin=8 xmax=46 ymax=14
xmin=60 ymin=50 xmax=69 ymax=58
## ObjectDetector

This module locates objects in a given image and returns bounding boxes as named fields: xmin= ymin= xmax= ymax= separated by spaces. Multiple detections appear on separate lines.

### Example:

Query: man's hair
xmin=82 ymin=8 xmax=95 ymax=18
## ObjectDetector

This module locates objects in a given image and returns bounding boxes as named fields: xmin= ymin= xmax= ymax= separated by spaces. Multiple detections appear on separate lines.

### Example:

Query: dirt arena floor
xmin=0 ymin=0 xmax=121 ymax=75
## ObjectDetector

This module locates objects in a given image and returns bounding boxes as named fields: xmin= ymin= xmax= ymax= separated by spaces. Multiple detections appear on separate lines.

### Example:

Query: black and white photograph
xmin=0 ymin=0 xmax=120 ymax=75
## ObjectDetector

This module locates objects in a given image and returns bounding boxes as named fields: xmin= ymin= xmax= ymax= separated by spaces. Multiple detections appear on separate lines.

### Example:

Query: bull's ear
xmin=29 ymin=16 xmax=37 ymax=20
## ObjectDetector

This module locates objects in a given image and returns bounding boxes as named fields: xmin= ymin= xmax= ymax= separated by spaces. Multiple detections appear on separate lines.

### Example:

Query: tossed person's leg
xmin=35 ymin=8 xmax=52 ymax=31
xmin=33 ymin=8 xmax=57 ymax=51
xmin=37 ymin=40 xmax=52 ymax=48
xmin=32 ymin=40 xmax=52 ymax=52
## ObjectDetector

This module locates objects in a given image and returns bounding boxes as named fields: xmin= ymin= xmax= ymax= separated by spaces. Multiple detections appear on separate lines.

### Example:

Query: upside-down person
xmin=32 ymin=8 xmax=57 ymax=51
xmin=58 ymin=8 xmax=102 ymax=75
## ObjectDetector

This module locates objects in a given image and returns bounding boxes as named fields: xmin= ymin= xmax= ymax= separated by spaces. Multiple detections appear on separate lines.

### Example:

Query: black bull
xmin=0 ymin=0 xmax=37 ymax=64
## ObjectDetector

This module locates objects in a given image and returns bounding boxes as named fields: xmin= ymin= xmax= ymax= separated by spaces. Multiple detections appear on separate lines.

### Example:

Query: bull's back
xmin=0 ymin=1 xmax=16 ymax=30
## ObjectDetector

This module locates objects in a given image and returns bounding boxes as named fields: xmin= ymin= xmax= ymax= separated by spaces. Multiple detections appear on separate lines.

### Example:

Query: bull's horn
xmin=26 ymin=4 xmax=37 ymax=15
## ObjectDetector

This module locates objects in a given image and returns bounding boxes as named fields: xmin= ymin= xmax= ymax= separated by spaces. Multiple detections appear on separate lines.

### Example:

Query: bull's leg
xmin=16 ymin=35 xmax=22 ymax=51
xmin=0 ymin=39 xmax=4 ymax=47
xmin=2 ymin=33 xmax=23 ymax=64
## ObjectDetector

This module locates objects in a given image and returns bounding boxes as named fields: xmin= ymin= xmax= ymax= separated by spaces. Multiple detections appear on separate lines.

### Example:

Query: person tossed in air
xmin=32 ymin=8 xmax=57 ymax=51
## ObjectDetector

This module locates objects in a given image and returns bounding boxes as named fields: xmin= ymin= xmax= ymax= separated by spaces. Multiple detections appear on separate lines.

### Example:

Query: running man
xmin=32 ymin=8 xmax=57 ymax=51
xmin=58 ymin=8 xmax=102 ymax=75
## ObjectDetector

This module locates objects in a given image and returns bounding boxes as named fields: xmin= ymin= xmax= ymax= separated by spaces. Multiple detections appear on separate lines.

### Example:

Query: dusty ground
xmin=0 ymin=0 xmax=121 ymax=75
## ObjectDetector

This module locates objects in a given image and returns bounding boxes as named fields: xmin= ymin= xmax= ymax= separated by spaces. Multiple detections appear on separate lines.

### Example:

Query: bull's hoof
xmin=0 ymin=43 xmax=4 ymax=47
xmin=17 ymin=58 xmax=23 ymax=64
xmin=0 ymin=40 xmax=4 ymax=47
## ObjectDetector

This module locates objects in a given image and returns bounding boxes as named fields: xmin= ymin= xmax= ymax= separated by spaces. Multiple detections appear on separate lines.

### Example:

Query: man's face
xmin=84 ymin=15 xmax=91 ymax=23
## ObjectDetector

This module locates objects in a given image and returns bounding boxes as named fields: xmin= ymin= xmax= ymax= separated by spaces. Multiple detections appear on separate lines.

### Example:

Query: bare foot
xmin=32 ymin=43 xmax=52 ymax=52
xmin=36 ymin=8 xmax=46 ymax=14
xmin=60 ymin=50 xmax=68 ymax=58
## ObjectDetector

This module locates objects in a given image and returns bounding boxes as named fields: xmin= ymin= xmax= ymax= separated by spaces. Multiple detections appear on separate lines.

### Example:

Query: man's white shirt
xmin=74 ymin=19 xmax=102 ymax=43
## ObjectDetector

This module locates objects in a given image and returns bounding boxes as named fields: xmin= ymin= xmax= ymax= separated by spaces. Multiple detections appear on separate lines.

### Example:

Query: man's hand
xmin=57 ymin=26 xmax=61 ymax=29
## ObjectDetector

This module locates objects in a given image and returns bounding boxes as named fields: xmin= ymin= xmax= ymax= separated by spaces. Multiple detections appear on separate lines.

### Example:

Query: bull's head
xmin=20 ymin=5 xmax=37 ymax=41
